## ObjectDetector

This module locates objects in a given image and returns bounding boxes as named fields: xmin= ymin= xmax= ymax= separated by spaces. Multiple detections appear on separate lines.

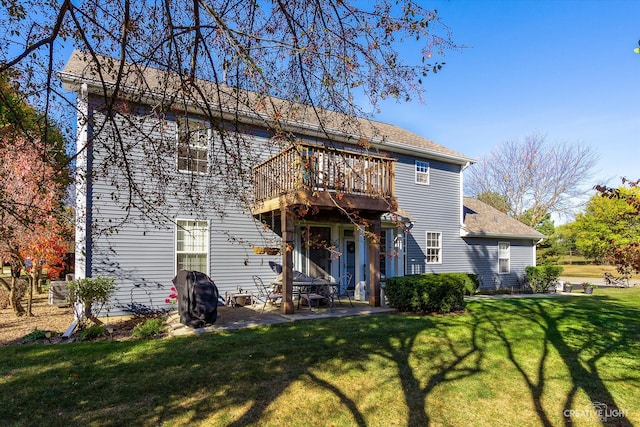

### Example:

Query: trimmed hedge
xmin=385 ymin=273 xmax=476 ymax=313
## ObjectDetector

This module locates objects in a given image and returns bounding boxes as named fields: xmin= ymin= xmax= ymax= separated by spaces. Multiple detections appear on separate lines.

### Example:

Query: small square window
xmin=415 ymin=160 xmax=429 ymax=185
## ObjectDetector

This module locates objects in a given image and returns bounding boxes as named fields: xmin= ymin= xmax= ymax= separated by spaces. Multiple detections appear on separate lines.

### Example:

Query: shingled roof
xmin=59 ymin=50 xmax=474 ymax=165
xmin=462 ymin=198 xmax=545 ymax=240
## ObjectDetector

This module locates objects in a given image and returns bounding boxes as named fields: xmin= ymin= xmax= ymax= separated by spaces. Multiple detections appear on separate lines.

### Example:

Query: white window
xmin=177 ymin=117 xmax=209 ymax=173
xmin=176 ymin=219 xmax=209 ymax=274
xmin=415 ymin=160 xmax=430 ymax=185
xmin=425 ymin=231 xmax=441 ymax=264
xmin=498 ymin=241 xmax=510 ymax=273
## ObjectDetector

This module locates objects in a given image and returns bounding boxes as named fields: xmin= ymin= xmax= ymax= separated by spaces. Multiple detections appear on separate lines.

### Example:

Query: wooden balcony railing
xmin=253 ymin=143 xmax=396 ymax=212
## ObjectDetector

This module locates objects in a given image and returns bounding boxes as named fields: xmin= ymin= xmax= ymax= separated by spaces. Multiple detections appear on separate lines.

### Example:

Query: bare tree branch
xmin=466 ymin=133 xmax=598 ymax=227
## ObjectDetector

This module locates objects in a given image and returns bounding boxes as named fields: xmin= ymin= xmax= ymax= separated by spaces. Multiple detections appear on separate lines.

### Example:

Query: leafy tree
xmin=466 ymin=133 xmax=598 ymax=228
xmin=0 ymin=133 xmax=71 ymax=316
xmin=572 ymin=183 xmax=640 ymax=274
xmin=590 ymin=178 xmax=640 ymax=275
xmin=535 ymin=215 xmax=561 ymax=265
xmin=477 ymin=191 xmax=510 ymax=214
xmin=0 ymin=0 xmax=457 ymax=227
xmin=553 ymin=222 xmax=578 ymax=261
xmin=0 ymin=72 xmax=71 ymax=316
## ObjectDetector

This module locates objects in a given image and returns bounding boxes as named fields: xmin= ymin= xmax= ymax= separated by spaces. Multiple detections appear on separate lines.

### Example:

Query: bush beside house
xmin=524 ymin=265 xmax=564 ymax=293
xmin=385 ymin=273 xmax=477 ymax=313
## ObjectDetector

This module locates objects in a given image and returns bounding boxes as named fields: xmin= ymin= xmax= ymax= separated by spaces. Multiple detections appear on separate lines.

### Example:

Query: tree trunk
xmin=8 ymin=277 xmax=26 ymax=316
xmin=25 ymin=275 xmax=34 ymax=317
xmin=0 ymin=276 xmax=10 ymax=292
xmin=35 ymin=268 xmax=43 ymax=294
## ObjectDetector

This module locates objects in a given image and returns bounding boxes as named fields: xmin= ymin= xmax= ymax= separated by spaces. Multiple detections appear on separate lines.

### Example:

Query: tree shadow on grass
xmin=223 ymin=313 xmax=485 ymax=427
xmin=0 ymin=311 xmax=485 ymax=426
xmin=476 ymin=294 xmax=639 ymax=426
xmin=2 ymin=293 xmax=636 ymax=426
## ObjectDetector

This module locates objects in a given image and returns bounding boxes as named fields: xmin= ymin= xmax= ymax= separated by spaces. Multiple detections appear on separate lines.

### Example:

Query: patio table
xmin=271 ymin=280 xmax=338 ymax=310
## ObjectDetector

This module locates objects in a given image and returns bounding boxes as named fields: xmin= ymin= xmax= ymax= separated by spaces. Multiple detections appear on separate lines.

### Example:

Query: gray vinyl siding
xmin=393 ymin=153 xmax=468 ymax=275
xmin=83 ymin=94 xmax=538 ymax=314
xmin=392 ymin=152 xmax=538 ymax=284
xmin=462 ymin=238 xmax=535 ymax=289
xmin=86 ymin=99 xmax=282 ymax=315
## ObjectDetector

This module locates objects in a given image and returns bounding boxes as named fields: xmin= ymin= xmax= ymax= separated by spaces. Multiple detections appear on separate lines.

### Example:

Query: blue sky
xmin=374 ymin=0 xmax=640 ymax=193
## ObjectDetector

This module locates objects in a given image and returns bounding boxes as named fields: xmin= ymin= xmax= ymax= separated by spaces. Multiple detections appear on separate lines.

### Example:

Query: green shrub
xmin=67 ymin=276 xmax=117 ymax=325
xmin=385 ymin=273 xmax=468 ymax=313
xmin=525 ymin=265 xmax=563 ymax=293
xmin=22 ymin=328 xmax=48 ymax=342
xmin=132 ymin=318 xmax=166 ymax=339
xmin=78 ymin=324 xmax=106 ymax=341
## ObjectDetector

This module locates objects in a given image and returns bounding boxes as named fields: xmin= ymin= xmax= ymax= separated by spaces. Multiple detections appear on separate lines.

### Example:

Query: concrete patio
xmin=166 ymin=300 xmax=397 ymax=336
xmin=166 ymin=278 xmax=623 ymax=337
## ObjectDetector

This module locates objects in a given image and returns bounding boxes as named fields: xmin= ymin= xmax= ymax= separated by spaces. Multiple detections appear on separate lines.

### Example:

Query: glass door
xmin=301 ymin=226 xmax=332 ymax=279
xmin=342 ymin=229 xmax=356 ymax=294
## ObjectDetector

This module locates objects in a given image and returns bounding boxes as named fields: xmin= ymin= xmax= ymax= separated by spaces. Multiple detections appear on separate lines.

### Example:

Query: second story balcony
xmin=252 ymin=142 xmax=397 ymax=217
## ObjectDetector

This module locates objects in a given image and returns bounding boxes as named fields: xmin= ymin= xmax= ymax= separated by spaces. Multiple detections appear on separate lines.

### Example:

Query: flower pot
xmin=583 ymin=285 xmax=594 ymax=294
xmin=563 ymin=284 xmax=573 ymax=293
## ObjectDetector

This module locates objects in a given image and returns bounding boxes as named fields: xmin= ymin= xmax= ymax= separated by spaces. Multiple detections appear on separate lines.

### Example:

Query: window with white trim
xmin=176 ymin=219 xmax=209 ymax=273
xmin=498 ymin=241 xmax=510 ymax=273
xmin=425 ymin=231 xmax=441 ymax=264
xmin=415 ymin=160 xmax=430 ymax=185
xmin=177 ymin=117 xmax=209 ymax=173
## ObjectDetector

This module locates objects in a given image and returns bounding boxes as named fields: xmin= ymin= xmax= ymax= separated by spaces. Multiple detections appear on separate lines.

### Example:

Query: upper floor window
xmin=498 ymin=241 xmax=510 ymax=273
xmin=177 ymin=117 xmax=209 ymax=173
xmin=415 ymin=160 xmax=430 ymax=185
xmin=425 ymin=231 xmax=441 ymax=264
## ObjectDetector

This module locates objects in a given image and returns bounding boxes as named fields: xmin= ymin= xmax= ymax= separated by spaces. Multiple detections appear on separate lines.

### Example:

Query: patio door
xmin=301 ymin=226 xmax=332 ymax=279
xmin=342 ymin=231 xmax=356 ymax=293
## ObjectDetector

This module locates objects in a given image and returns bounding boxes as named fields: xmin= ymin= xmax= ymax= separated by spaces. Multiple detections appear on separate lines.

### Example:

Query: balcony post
xmin=367 ymin=218 xmax=381 ymax=307
xmin=280 ymin=203 xmax=295 ymax=314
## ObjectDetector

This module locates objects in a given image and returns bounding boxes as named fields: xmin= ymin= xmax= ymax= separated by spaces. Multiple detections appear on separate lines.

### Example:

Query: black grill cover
xmin=172 ymin=270 xmax=220 ymax=328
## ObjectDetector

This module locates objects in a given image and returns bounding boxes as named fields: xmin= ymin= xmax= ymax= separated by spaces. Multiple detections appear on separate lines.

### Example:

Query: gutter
xmin=460 ymin=229 xmax=546 ymax=240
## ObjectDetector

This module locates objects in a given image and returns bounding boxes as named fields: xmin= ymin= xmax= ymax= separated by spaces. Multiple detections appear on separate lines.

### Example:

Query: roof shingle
xmin=463 ymin=197 xmax=545 ymax=240
xmin=59 ymin=50 xmax=474 ymax=164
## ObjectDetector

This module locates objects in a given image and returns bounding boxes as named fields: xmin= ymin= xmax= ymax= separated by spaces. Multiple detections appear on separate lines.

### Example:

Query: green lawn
xmin=1 ymin=288 xmax=639 ymax=426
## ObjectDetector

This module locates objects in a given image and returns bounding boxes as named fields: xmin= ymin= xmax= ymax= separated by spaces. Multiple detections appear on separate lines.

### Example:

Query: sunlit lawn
xmin=558 ymin=257 xmax=639 ymax=281
xmin=1 ymin=288 xmax=639 ymax=426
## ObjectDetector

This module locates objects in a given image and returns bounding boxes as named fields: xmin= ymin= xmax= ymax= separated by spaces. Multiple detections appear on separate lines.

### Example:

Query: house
xmin=59 ymin=51 xmax=543 ymax=315
xmin=461 ymin=198 xmax=544 ymax=288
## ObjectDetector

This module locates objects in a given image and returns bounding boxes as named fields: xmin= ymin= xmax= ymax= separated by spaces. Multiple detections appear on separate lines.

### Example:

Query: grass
xmin=559 ymin=262 xmax=621 ymax=279
xmin=1 ymin=288 xmax=639 ymax=426
xmin=557 ymin=256 xmax=639 ymax=280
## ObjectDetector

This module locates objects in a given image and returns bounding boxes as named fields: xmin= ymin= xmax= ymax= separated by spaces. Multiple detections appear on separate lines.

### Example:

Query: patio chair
xmin=297 ymin=280 xmax=326 ymax=311
xmin=252 ymin=275 xmax=282 ymax=313
xmin=336 ymin=272 xmax=354 ymax=307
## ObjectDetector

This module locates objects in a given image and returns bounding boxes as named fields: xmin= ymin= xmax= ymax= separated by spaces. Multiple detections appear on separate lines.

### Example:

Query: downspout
xmin=534 ymin=237 xmax=544 ymax=266
xmin=403 ymin=221 xmax=414 ymax=276
xmin=460 ymin=161 xmax=471 ymax=226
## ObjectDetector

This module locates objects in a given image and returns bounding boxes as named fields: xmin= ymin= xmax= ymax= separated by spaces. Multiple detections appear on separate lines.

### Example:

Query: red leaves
xmin=0 ymin=135 xmax=70 ymax=273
